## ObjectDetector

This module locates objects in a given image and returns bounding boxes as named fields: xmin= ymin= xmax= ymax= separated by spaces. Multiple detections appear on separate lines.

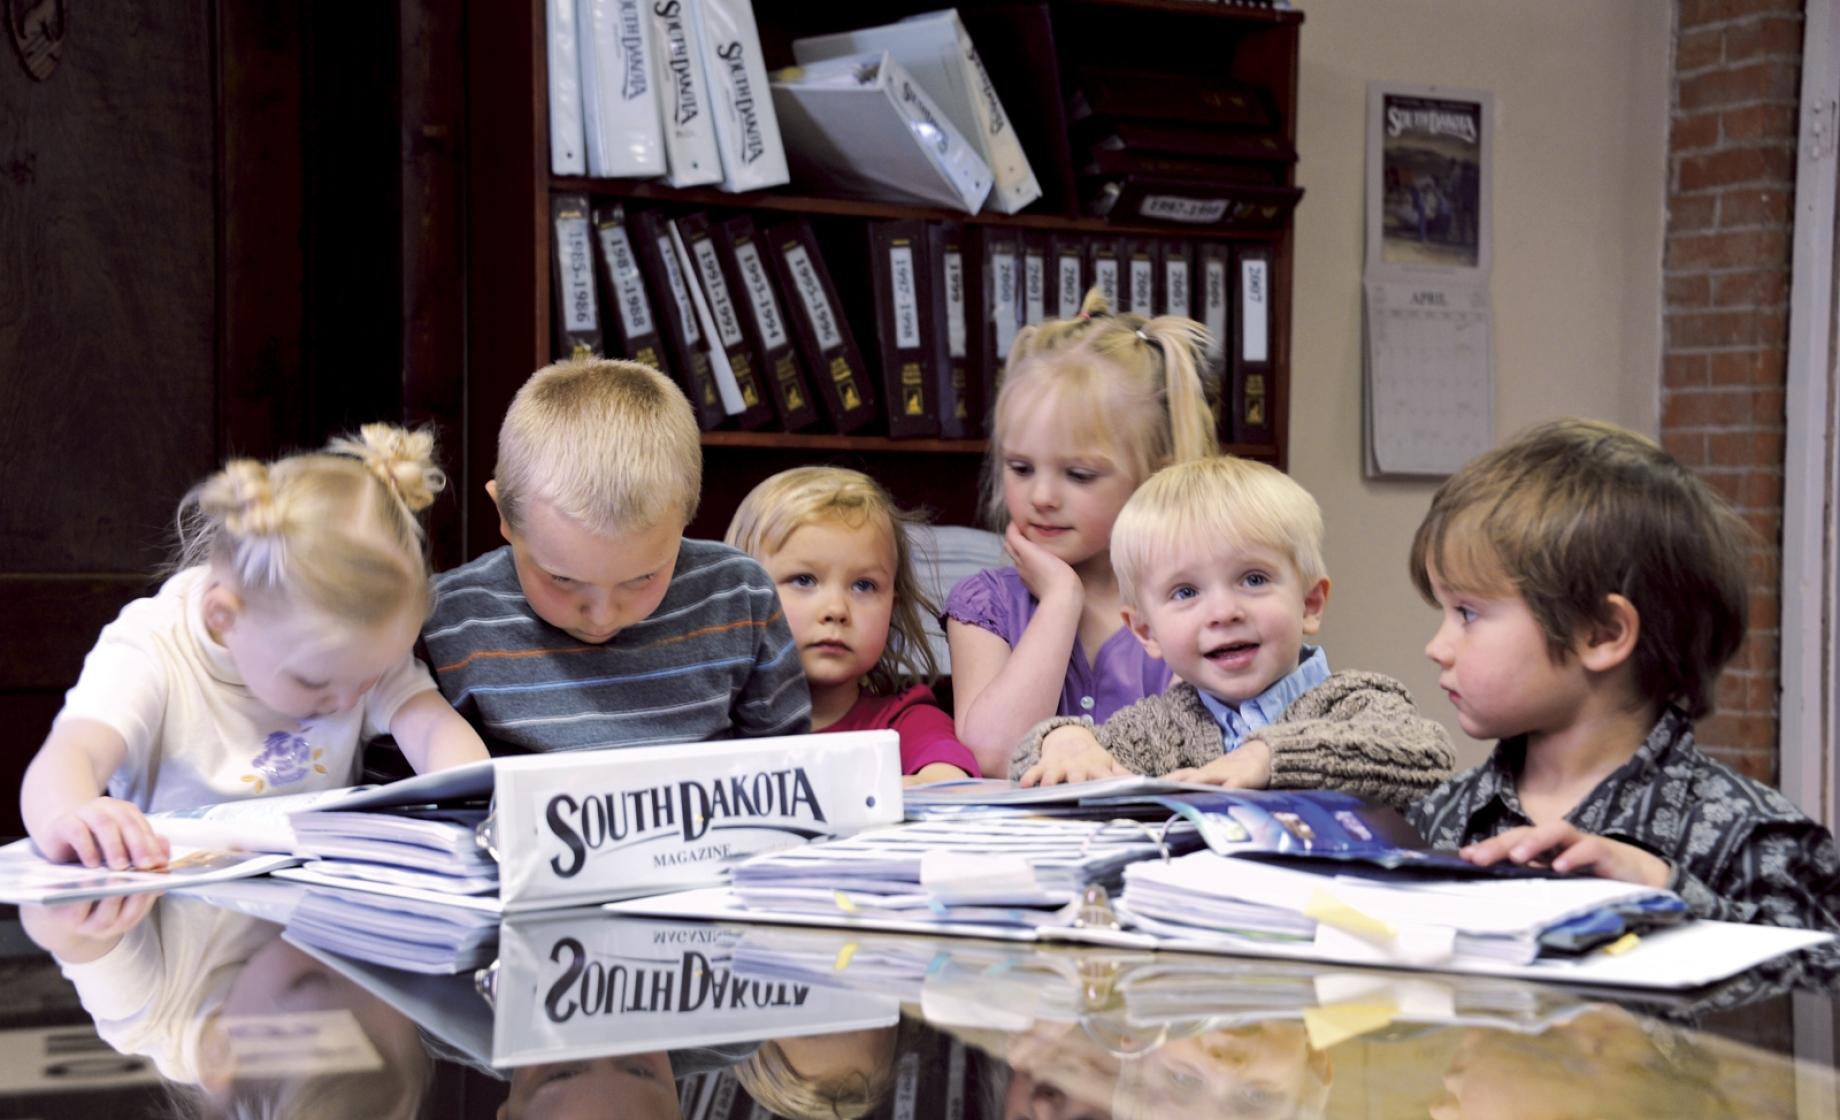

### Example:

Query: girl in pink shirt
xmin=726 ymin=467 xmax=978 ymax=784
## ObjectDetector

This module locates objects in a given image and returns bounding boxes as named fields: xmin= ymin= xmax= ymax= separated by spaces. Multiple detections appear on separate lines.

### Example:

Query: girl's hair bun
xmin=328 ymin=424 xmax=447 ymax=514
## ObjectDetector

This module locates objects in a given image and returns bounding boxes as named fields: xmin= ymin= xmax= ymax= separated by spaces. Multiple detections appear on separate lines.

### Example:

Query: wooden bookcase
xmin=463 ymin=0 xmax=1301 ymax=553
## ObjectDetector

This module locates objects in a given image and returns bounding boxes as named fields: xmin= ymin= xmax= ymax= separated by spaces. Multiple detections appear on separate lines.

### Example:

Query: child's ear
xmin=1300 ymin=577 xmax=1332 ymax=636
xmin=201 ymin=584 xmax=242 ymax=638
xmin=1577 ymin=593 xmax=1641 ymax=672
xmin=485 ymin=479 xmax=512 ymax=544
xmin=1121 ymin=605 xmax=1164 ymax=661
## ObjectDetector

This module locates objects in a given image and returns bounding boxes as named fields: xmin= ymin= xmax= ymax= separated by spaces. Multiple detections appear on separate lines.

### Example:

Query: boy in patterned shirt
xmin=1409 ymin=418 xmax=1840 ymax=930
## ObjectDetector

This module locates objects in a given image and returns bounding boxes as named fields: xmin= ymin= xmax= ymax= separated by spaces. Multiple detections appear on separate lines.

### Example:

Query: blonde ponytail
xmin=177 ymin=424 xmax=444 ymax=627
xmin=981 ymin=287 xmax=1220 ymax=529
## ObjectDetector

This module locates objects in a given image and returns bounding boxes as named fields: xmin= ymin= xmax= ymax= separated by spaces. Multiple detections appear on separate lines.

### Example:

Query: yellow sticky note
xmin=1303 ymin=999 xmax=1400 ymax=1050
xmin=833 ymin=890 xmax=858 ymax=914
xmin=1602 ymin=932 xmax=1641 ymax=956
xmin=833 ymin=942 xmax=859 ymax=971
xmin=1304 ymin=887 xmax=1396 ymax=942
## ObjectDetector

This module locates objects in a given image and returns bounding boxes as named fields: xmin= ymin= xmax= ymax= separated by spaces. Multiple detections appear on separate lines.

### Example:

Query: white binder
xmin=545 ymin=0 xmax=587 ymax=175
xmin=792 ymin=10 xmax=1041 ymax=214
xmin=645 ymin=0 xmax=722 ymax=186
xmin=770 ymin=50 xmax=993 ymax=213
xmin=690 ymin=0 xmax=789 ymax=192
xmin=577 ymin=0 xmax=666 ymax=177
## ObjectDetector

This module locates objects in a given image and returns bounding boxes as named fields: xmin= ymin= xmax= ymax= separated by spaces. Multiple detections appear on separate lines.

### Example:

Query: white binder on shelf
xmin=792 ymin=9 xmax=1041 ymax=213
xmin=690 ymin=0 xmax=789 ymax=192
xmin=545 ymin=0 xmax=587 ymax=175
xmin=645 ymin=0 xmax=722 ymax=187
xmin=669 ymin=219 xmax=747 ymax=416
xmin=577 ymin=0 xmax=667 ymax=178
xmin=770 ymin=51 xmax=993 ymax=213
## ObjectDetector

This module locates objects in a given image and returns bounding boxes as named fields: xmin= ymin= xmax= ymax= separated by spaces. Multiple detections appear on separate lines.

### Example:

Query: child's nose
xmin=1424 ymin=623 xmax=1454 ymax=666
xmin=1028 ymin=473 xmax=1059 ymax=509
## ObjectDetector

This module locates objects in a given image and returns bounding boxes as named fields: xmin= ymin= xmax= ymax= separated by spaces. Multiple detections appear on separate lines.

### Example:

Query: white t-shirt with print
xmin=57 ymin=566 xmax=436 ymax=813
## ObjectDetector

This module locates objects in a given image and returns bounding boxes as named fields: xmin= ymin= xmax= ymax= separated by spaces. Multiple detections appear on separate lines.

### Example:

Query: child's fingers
xmin=51 ymin=818 xmax=104 ymax=868
xmin=116 ymin=807 xmax=168 ymax=870
xmin=1018 ymin=762 xmax=1047 ymax=787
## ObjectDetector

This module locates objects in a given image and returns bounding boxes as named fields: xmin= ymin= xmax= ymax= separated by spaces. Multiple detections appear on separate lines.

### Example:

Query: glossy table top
xmin=4 ymin=892 xmax=1840 ymax=1120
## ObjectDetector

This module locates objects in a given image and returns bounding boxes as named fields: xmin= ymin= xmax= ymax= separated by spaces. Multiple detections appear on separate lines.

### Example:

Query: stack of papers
xmin=285 ymin=886 xmax=500 ymax=975
xmin=290 ymin=805 xmax=499 ymax=897
xmin=1120 ymin=850 xmax=1687 ymax=965
xmin=729 ymin=816 xmax=1200 ymax=925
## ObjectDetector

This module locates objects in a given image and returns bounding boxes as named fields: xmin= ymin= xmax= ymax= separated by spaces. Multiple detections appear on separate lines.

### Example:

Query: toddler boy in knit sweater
xmin=1013 ymin=456 xmax=1452 ymax=811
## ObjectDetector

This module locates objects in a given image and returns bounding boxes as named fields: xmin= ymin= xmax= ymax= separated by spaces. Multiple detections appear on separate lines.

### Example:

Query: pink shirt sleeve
xmin=886 ymin=686 xmax=981 ymax=777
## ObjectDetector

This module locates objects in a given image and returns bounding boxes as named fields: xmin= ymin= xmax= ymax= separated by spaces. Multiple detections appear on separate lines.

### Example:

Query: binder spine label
xmin=1204 ymin=257 xmax=1229 ymax=368
xmin=692 ymin=238 xmax=745 ymax=348
xmin=599 ymin=224 xmax=654 ymax=338
xmin=1095 ymin=258 xmax=1119 ymax=308
xmin=785 ymin=245 xmax=843 ymax=351
xmin=992 ymin=250 xmax=1019 ymax=361
xmin=1023 ymin=251 xmax=1046 ymax=326
xmin=558 ymin=211 xmax=598 ymax=334
xmin=1057 ymin=254 xmax=1082 ymax=320
xmin=944 ymin=250 xmax=967 ymax=360
xmin=1165 ymin=258 xmax=1191 ymax=317
xmin=1129 ymin=256 xmax=1155 ymax=317
xmin=734 ymin=242 xmax=788 ymax=350
xmin=1241 ymin=256 xmax=1270 ymax=364
xmin=890 ymin=245 xmax=920 ymax=349
xmin=716 ymin=41 xmax=765 ymax=164
xmin=658 ymin=236 xmax=702 ymax=346
xmin=654 ymin=1 xmax=698 ymax=124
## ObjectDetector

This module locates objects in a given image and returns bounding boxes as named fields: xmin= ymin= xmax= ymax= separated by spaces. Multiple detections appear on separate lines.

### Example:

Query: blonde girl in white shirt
xmin=21 ymin=424 xmax=489 ymax=869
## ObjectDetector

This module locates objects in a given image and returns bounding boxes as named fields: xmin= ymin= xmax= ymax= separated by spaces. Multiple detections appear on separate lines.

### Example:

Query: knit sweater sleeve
xmin=1258 ymin=671 xmax=1456 ymax=812
xmin=1008 ymin=685 xmax=1224 ymax=777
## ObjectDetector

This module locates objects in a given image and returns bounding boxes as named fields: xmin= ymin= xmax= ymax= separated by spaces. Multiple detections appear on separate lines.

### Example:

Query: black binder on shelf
xmin=1093 ymin=177 xmax=1303 ymax=232
xmin=675 ymin=211 xmax=775 ymax=430
xmin=978 ymin=226 xmax=1023 ymax=405
xmin=1072 ymin=66 xmax=1277 ymax=132
xmin=1049 ymin=233 xmax=1088 ymax=321
xmin=1020 ymin=231 xmax=1049 ymax=328
xmin=549 ymin=194 xmax=603 ymax=361
xmin=926 ymin=221 xmax=979 ymax=439
xmin=1124 ymin=237 xmax=1158 ymax=318
xmin=761 ymin=218 xmax=878 ymax=434
xmin=590 ymin=205 xmax=671 ymax=378
xmin=711 ymin=215 xmax=820 ymax=432
xmin=1230 ymin=243 xmax=1275 ymax=444
xmin=1197 ymin=240 xmax=1232 ymax=403
xmin=629 ymin=207 xmax=726 ymax=430
xmin=867 ymin=221 xmax=942 ymax=438
xmin=1087 ymin=235 xmax=1124 ymax=311
xmin=1159 ymin=239 xmax=1194 ymax=320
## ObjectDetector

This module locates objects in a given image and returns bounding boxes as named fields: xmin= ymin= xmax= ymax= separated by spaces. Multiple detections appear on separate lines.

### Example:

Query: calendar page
xmin=1362 ymin=82 xmax=1495 ymax=478
xmin=1363 ymin=278 xmax=1493 ymax=477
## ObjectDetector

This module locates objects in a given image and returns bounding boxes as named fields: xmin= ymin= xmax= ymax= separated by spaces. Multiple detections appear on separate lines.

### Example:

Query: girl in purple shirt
xmin=946 ymin=288 xmax=1219 ymax=777
xmin=727 ymin=467 xmax=979 ymax=783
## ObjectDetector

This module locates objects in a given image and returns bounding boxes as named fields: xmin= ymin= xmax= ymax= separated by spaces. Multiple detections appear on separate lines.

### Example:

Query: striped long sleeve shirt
xmin=422 ymin=540 xmax=810 ymax=753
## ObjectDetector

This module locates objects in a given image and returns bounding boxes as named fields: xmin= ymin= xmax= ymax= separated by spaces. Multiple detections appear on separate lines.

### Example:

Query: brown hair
xmin=725 ymin=466 xmax=940 ymax=692
xmin=980 ymin=287 xmax=1219 ymax=530
xmin=1408 ymin=417 xmax=1752 ymax=718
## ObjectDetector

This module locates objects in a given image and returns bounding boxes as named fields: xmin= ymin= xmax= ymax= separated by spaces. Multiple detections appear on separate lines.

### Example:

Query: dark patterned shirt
xmin=1409 ymin=708 xmax=1840 ymax=931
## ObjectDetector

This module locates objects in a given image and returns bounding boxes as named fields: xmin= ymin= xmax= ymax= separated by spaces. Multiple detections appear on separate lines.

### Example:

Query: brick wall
xmin=1663 ymin=0 xmax=1804 ymax=782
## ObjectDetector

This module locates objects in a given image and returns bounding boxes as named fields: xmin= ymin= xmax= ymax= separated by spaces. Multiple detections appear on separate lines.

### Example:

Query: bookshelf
xmin=464 ymin=0 xmax=1301 ymax=552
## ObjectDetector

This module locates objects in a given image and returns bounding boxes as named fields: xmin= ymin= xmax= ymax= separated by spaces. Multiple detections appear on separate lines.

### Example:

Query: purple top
xmin=944 ymin=567 xmax=1173 ymax=724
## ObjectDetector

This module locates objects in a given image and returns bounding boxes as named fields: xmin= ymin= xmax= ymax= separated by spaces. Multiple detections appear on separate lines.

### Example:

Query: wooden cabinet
xmin=461 ymin=0 xmax=1300 ymax=551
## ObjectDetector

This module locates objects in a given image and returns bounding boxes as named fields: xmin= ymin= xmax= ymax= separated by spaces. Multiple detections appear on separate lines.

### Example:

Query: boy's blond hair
xmin=981 ymin=288 xmax=1219 ymax=530
xmin=494 ymin=359 xmax=702 ymax=533
xmin=175 ymin=424 xmax=443 ymax=628
xmin=1112 ymin=456 xmax=1326 ymax=610
xmin=725 ymin=466 xmax=940 ymax=692
xmin=1408 ymin=417 xmax=1751 ymax=719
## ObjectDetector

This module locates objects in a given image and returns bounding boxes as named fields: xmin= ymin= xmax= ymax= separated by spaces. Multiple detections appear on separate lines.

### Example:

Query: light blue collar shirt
xmin=1195 ymin=645 xmax=1330 ymax=753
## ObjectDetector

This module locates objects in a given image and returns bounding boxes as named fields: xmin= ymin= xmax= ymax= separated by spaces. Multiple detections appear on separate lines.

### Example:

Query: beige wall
xmin=1292 ymin=0 xmax=1673 ymax=767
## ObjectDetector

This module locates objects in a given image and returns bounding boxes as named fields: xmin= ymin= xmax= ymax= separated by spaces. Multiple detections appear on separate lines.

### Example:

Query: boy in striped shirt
xmin=422 ymin=360 xmax=810 ymax=752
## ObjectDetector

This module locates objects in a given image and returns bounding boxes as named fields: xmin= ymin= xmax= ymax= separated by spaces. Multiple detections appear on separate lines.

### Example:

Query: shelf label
xmin=785 ymin=244 xmax=843 ymax=351
xmin=944 ymin=250 xmax=967 ymax=360
xmin=1165 ymin=258 xmax=1191 ymax=317
xmin=1241 ymin=255 xmax=1270 ymax=364
xmin=1023 ymin=249 xmax=1045 ymax=326
xmin=1094 ymin=257 xmax=1118 ymax=309
xmin=890 ymin=244 xmax=920 ymax=351
xmin=992 ymin=250 xmax=1019 ymax=360
xmin=692 ymin=236 xmax=745 ymax=348
xmin=658 ymin=235 xmax=701 ymax=346
xmin=1139 ymin=194 xmax=1229 ymax=224
xmin=1057 ymin=252 xmax=1082 ymax=320
xmin=557 ymin=210 xmax=597 ymax=333
xmin=1129 ymin=255 xmax=1154 ymax=316
xmin=599 ymin=223 xmax=653 ymax=338
xmin=1204 ymin=257 xmax=1228 ymax=366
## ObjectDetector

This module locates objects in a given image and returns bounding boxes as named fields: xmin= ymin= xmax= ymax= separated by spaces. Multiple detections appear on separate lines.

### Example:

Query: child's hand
xmin=1166 ymin=741 xmax=1273 ymax=789
xmin=35 ymin=796 xmax=170 ymax=871
xmin=1459 ymin=822 xmax=1672 ymax=887
xmin=19 ymin=893 xmax=161 ymax=963
xmin=1004 ymin=522 xmax=1083 ymax=606
xmin=903 ymin=763 xmax=971 ymax=787
xmin=1020 ymin=727 xmax=1131 ymax=787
